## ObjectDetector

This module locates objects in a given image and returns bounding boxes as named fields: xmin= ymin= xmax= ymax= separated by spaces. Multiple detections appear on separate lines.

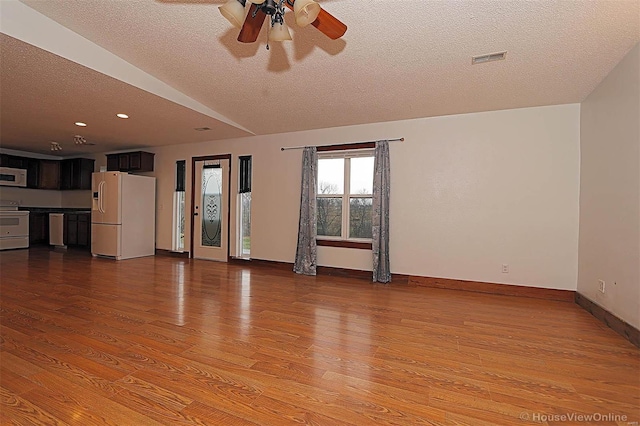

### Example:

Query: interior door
xmin=192 ymin=159 xmax=229 ymax=262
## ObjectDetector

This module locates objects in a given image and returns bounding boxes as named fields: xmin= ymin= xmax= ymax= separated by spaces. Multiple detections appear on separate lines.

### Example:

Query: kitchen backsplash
xmin=0 ymin=186 xmax=91 ymax=208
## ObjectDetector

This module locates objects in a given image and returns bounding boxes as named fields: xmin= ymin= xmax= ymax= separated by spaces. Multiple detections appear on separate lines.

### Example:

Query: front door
xmin=192 ymin=158 xmax=229 ymax=261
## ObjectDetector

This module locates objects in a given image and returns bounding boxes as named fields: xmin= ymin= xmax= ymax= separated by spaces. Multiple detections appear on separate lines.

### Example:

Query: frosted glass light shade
xmin=219 ymin=0 xmax=246 ymax=28
xmin=294 ymin=0 xmax=320 ymax=27
xmin=269 ymin=21 xmax=292 ymax=41
xmin=249 ymin=0 xmax=263 ymax=3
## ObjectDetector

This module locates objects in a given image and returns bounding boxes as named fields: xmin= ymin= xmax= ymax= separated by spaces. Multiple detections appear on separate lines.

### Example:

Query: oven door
xmin=0 ymin=211 xmax=30 ymax=250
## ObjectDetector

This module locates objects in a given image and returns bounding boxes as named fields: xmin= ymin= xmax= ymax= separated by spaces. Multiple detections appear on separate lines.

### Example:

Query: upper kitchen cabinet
xmin=60 ymin=158 xmax=95 ymax=190
xmin=0 ymin=154 xmax=27 ymax=169
xmin=26 ymin=158 xmax=40 ymax=188
xmin=38 ymin=160 xmax=60 ymax=190
xmin=106 ymin=151 xmax=154 ymax=173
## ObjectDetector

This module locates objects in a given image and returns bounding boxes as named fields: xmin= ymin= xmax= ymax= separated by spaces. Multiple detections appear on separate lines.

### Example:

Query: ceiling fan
xmin=73 ymin=135 xmax=96 ymax=146
xmin=219 ymin=0 xmax=347 ymax=44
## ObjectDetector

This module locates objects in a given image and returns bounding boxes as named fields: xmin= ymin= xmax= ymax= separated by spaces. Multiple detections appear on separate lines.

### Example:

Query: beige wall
xmin=578 ymin=43 xmax=640 ymax=328
xmin=0 ymin=184 xmax=91 ymax=208
xmin=152 ymin=103 xmax=580 ymax=290
xmin=0 ymin=186 xmax=62 ymax=207
xmin=0 ymin=185 xmax=91 ymax=208
xmin=60 ymin=190 xmax=92 ymax=208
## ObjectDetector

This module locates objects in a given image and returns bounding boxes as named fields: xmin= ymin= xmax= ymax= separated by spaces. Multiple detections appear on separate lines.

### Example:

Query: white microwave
xmin=0 ymin=167 xmax=27 ymax=187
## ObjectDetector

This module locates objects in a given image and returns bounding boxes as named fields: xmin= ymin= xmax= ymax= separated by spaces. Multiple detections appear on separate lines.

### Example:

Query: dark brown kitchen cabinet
xmin=26 ymin=158 xmax=40 ymax=188
xmin=38 ymin=160 xmax=60 ymax=190
xmin=1 ymin=154 xmax=28 ymax=169
xmin=2 ymin=154 xmax=94 ymax=190
xmin=29 ymin=212 xmax=49 ymax=245
xmin=106 ymin=151 xmax=154 ymax=173
xmin=64 ymin=212 xmax=90 ymax=248
xmin=106 ymin=155 xmax=119 ymax=172
xmin=64 ymin=214 xmax=77 ymax=245
xmin=60 ymin=158 xmax=95 ymax=190
xmin=77 ymin=214 xmax=90 ymax=246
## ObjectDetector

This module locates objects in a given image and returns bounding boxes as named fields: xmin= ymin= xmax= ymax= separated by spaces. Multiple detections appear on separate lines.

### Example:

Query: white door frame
xmin=190 ymin=154 xmax=231 ymax=261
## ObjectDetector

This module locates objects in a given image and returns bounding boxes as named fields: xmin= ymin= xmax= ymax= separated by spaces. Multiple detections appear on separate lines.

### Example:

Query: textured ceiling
xmin=1 ymin=0 xmax=639 ymax=156
xmin=0 ymin=34 xmax=249 ymax=156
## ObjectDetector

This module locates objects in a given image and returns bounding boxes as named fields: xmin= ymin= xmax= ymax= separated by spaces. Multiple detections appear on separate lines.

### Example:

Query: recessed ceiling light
xmin=75 ymin=122 xmax=87 ymax=127
xmin=116 ymin=113 xmax=129 ymax=119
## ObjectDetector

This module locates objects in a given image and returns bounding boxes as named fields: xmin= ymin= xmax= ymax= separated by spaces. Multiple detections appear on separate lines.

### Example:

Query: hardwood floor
xmin=1 ymin=248 xmax=638 ymax=425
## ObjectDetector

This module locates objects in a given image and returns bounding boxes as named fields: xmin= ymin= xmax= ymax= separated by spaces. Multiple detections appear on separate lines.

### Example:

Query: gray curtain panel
xmin=294 ymin=147 xmax=318 ymax=276
xmin=372 ymin=140 xmax=391 ymax=283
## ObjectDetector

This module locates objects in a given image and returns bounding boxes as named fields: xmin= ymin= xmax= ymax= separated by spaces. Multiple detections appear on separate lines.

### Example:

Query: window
xmin=317 ymin=151 xmax=374 ymax=241
xmin=237 ymin=156 xmax=252 ymax=258
xmin=172 ymin=160 xmax=186 ymax=252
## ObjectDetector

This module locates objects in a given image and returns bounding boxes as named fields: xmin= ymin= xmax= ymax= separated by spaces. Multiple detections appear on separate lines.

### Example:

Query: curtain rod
xmin=280 ymin=137 xmax=404 ymax=151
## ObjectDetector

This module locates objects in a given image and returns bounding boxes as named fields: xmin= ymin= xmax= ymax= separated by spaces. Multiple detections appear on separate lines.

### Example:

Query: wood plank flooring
xmin=1 ymin=247 xmax=638 ymax=425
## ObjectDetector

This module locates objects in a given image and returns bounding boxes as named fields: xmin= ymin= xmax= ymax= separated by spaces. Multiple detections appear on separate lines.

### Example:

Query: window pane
xmin=241 ymin=192 xmax=251 ymax=256
xmin=317 ymin=198 xmax=342 ymax=237
xmin=318 ymin=158 xmax=344 ymax=194
xmin=350 ymin=157 xmax=374 ymax=195
xmin=175 ymin=191 xmax=185 ymax=251
xmin=349 ymin=197 xmax=373 ymax=239
xmin=201 ymin=167 xmax=222 ymax=247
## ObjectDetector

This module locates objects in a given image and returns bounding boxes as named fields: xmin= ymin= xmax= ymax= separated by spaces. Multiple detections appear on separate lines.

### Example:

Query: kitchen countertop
xmin=18 ymin=207 xmax=91 ymax=214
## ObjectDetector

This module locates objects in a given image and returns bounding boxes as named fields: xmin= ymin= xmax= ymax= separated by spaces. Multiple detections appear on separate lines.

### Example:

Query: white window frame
xmin=236 ymin=192 xmax=251 ymax=259
xmin=317 ymin=149 xmax=374 ymax=242
xmin=172 ymin=191 xmax=186 ymax=252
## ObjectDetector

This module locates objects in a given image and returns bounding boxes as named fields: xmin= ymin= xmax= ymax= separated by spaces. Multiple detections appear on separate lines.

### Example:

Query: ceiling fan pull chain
xmin=266 ymin=19 xmax=270 ymax=50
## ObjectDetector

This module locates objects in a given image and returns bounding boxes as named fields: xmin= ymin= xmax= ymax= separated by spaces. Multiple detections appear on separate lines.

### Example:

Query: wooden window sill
xmin=317 ymin=240 xmax=372 ymax=250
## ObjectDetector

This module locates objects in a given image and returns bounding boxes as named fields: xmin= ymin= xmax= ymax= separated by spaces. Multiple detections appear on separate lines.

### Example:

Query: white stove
xmin=0 ymin=200 xmax=29 ymax=250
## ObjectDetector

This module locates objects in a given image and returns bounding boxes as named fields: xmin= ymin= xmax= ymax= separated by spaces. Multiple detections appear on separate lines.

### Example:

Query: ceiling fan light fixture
xmin=294 ymin=0 xmax=320 ymax=27
xmin=269 ymin=20 xmax=292 ymax=41
xmin=269 ymin=6 xmax=291 ymax=41
xmin=219 ymin=0 xmax=247 ymax=29
xmin=74 ymin=135 xmax=87 ymax=145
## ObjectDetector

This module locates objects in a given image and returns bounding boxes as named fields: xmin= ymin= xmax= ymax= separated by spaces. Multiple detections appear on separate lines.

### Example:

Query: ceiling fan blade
xmin=284 ymin=1 xmax=347 ymax=40
xmin=310 ymin=8 xmax=347 ymax=40
xmin=238 ymin=3 xmax=267 ymax=43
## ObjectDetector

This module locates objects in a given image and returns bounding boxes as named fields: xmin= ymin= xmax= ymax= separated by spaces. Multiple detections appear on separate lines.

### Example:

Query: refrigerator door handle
xmin=97 ymin=181 xmax=102 ymax=213
xmin=99 ymin=181 xmax=105 ymax=213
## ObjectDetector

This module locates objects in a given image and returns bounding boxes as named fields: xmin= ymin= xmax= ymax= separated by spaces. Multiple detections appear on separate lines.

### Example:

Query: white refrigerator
xmin=91 ymin=171 xmax=156 ymax=260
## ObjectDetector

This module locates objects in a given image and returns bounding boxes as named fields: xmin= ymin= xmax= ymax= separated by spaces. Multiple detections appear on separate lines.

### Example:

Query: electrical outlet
xmin=598 ymin=280 xmax=605 ymax=293
xmin=502 ymin=264 xmax=509 ymax=274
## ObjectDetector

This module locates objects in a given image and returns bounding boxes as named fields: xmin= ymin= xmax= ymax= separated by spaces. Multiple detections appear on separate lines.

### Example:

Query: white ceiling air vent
xmin=194 ymin=127 xmax=211 ymax=131
xmin=472 ymin=51 xmax=507 ymax=65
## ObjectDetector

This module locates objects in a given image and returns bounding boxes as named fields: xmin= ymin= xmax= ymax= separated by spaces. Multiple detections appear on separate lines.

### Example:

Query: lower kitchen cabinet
xmin=29 ymin=212 xmax=49 ymax=245
xmin=64 ymin=212 xmax=90 ymax=248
